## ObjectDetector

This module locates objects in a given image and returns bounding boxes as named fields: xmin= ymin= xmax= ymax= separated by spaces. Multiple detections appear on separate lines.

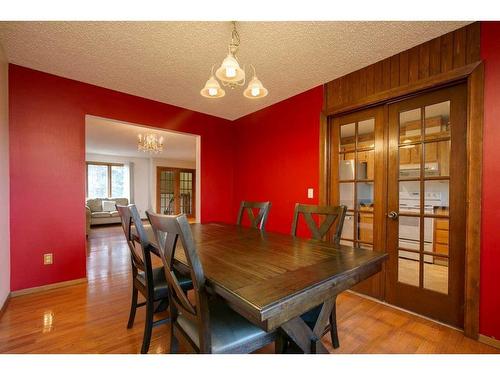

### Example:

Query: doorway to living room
xmin=84 ymin=115 xmax=200 ymax=280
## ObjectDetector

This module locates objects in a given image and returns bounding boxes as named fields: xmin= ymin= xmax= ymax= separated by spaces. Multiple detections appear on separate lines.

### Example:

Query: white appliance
xmin=339 ymin=159 xmax=368 ymax=180
xmin=339 ymin=159 xmax=355 ymax=180
xmin=399 ymin=191 xmax=443 ymax=263
xmin=399 ymin=162 xmax=440 ymax=178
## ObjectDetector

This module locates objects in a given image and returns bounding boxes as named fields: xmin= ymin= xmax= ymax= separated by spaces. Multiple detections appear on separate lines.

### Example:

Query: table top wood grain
xmin=137 ymin=222 xmax=388 ymax=331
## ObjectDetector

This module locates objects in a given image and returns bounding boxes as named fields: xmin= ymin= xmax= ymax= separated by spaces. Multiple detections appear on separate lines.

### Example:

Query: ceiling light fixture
xmin=243 ymin=65 xmax=269 ymax=99
xmin=201 ymin=21 xmax=268 ymax=99
xmin=138 ymin=133 xmax=164 ymax=154
xmin=200 ymin=66 xmax=226 ymax=98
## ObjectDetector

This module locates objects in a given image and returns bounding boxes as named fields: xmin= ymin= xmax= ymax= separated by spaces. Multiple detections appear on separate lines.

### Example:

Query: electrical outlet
xmin=307 ymin=188 xmax=314 ymax=199
xmin=43 ymin=253 xmax=53 ymax=265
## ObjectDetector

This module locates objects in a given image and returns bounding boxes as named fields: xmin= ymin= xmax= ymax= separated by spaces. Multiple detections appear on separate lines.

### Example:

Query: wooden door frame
xmin=156 ymin=166 xmax=196 ymax=218
xmin=319 ymin=61 xmax=484 ymax=339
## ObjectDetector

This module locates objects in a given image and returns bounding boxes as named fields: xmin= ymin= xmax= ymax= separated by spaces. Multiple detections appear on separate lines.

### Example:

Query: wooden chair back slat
xmin=116 ymin=204 xmax=146 ymax=272
xmin=147 ymin=211 xmax=210 ymax=349
xmin=236 ymin=201 xmax=271 ymax=230
xmin=291 ymin=203 xmax=347 ymax=243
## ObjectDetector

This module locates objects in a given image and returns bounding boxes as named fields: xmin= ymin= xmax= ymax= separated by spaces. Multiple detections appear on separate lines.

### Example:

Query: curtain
xmin=123 ymin=162 xmax=134 ymax=204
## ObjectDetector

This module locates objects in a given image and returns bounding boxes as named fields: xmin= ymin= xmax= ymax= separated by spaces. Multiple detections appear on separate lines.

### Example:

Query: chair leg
xmin=275 ymin=331 xmax=287 ymax=354
xmin=127 ymin=287 xmax=138 ymax=329
xmin=170 ymin=324 xmax=178 ymax=354
xmin=329 ymin=297 xmax=340 ymax=349
xmin=155 ymin=298 xmax=169 ymax=313
xmin=141 ymin=299 xmax=154 ymax=354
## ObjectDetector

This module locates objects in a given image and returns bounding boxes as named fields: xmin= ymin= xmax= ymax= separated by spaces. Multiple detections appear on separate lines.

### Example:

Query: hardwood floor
xmin=0 ymin=225 xmax=497 ymax=354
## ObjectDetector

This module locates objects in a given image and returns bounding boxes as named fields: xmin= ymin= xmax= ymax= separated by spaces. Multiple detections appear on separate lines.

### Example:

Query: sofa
xmin=85 ymin=198 xmax=129 ymax=233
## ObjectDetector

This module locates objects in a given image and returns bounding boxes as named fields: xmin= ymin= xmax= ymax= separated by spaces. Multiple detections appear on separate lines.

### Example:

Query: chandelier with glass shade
xmin=137 ymin=133 xmax=164 ymax=154
xmin=200 ymin=22 xmax=268 ymax=100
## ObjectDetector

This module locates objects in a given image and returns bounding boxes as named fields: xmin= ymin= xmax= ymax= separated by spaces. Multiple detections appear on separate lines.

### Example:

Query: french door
xmin=156 ymin=167 xmax=196 ymax=218
xmin=386 ymin=83 xmax=467 ymax=327
xmin=329 ymin=83 xmax=467 ymax=327
xmin=330 ymin=106 xmax=386 ymax=299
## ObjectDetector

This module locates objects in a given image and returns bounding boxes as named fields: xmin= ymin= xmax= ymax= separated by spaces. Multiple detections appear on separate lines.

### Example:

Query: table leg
xmin=280 ymin=299 xmax=335 ymax=354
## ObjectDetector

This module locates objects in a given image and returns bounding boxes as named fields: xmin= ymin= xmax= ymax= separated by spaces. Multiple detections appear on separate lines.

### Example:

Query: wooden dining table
xmin=137 ymin=222 xmax=388 ymax=354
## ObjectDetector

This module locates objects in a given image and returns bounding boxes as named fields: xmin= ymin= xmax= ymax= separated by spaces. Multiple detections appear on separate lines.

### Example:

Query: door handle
xmin=387 ymin=211 xmax=399 ymax=220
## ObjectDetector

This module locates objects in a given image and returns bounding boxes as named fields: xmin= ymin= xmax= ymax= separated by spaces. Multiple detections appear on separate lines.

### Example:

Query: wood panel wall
xmin=324 ymin=23 xmax=481 ymax=113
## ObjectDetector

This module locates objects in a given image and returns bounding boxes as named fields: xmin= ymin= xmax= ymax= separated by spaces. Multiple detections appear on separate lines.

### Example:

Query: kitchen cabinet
xmin=358 ymin=206 xmax=374 ymax=243
xmin=339 ymin=137 xmax=355 ymax=153
xmin=399 ymin=116 xmax=447 ymax=165
xmin=425 ymin=142 xmax=438 ymax=162
xmin=399 ymin=138 xmax=442 ymax=165
xmin=433 ymin=207 xmax=449 ymax=266
xmin=342 ymin=152 xmax=355 ymax=161
xmin=438 ymin=141 xmax=450 ymax=176
xmin=399 ymin=145 xmax=421 ymax=164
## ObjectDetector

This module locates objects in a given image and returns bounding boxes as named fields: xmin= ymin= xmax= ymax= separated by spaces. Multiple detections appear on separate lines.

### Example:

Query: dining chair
xmin=289 ymin=203 xmax=347 ymax=350
xmin=291 ymin=203 xmax=347 ymax=243
xmin=236 ymin=201 xmax=271 ymax=230
xmin=147 ymin=211 xmax=277 ymax=354
xmin=116 ymin=204 xmax=192 ymax=354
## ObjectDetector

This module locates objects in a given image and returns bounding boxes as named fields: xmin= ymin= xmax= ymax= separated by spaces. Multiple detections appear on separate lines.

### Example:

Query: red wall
xmin=480 ymin=22 xmax=500 ymax=339
xmin=9 ymin=65 xmax=235 ymax=291
xmin=232 ymin=87 xmax=323 ymax=236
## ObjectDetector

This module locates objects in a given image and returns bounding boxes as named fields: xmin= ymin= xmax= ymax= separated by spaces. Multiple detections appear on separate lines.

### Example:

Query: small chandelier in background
xmin=200 ymin=21 xmax=268 ymax=99
xmin=138 ymin=133 xmax=164 ymax=154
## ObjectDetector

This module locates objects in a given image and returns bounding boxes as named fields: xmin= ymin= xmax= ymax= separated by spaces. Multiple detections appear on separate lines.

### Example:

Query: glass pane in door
xmin=424 ymin=217 xmax=449 ymax=257
xmin=399 ymin=144 xmax=422 ymax=178
xmin=424 ymin=262 xmax=449 ymax=294
xmin=425 ymin=101 xmax=450 ymax=139
xmin=398 ymin=216 xmax=420 ymax=249
xmin=340 ymin=123 xmax=356 ymax=152
xmin=357 ymin=119 xmax=375 ymax=148
xmin=424 ymin=140 xmax=450 ymax=177
xmin=398 ymin=251 xmax=420 ymax=287
xmin=339 ymin=153 xmax=355 ymax=180
xmin=357 ymin=150 xmax=374 ymax=179
xmin=399 ymin=181 xmax=420 ymax=214
xmin=159 ymin=170 xmax=175 ymax=215
xmin=339 ymin=183 xmax=354 ymax=209
xmin=356 ymin=182 xmax=374 ymax=209
xmin=425 ymin=180 xmax=450 ymax=215
xmin=400 ymin=108 xmax=422 ymax=143
xmin=357 ymin=208 xmax=373 ymax=244
xmin=341 ymin=213 xmax=354 ymax=240
xmin=179 ymin=171 xmax=194 ymax=216
xmin=422 ymin=215 xmax=449 ymax=294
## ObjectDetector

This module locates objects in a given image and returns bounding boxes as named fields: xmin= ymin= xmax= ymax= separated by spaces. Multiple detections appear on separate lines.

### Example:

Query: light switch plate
xmin=307 ymin=188 xmax=314 ymax=199
xmin=43 ymin=253 xmax=53 ymax=265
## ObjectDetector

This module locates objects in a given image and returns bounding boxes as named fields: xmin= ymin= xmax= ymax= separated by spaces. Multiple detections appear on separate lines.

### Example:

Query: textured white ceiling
xmin=86 ymin=116 xmax=197 ymax=161
xmin=0 ymin=21 xmax=469 ymax=120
